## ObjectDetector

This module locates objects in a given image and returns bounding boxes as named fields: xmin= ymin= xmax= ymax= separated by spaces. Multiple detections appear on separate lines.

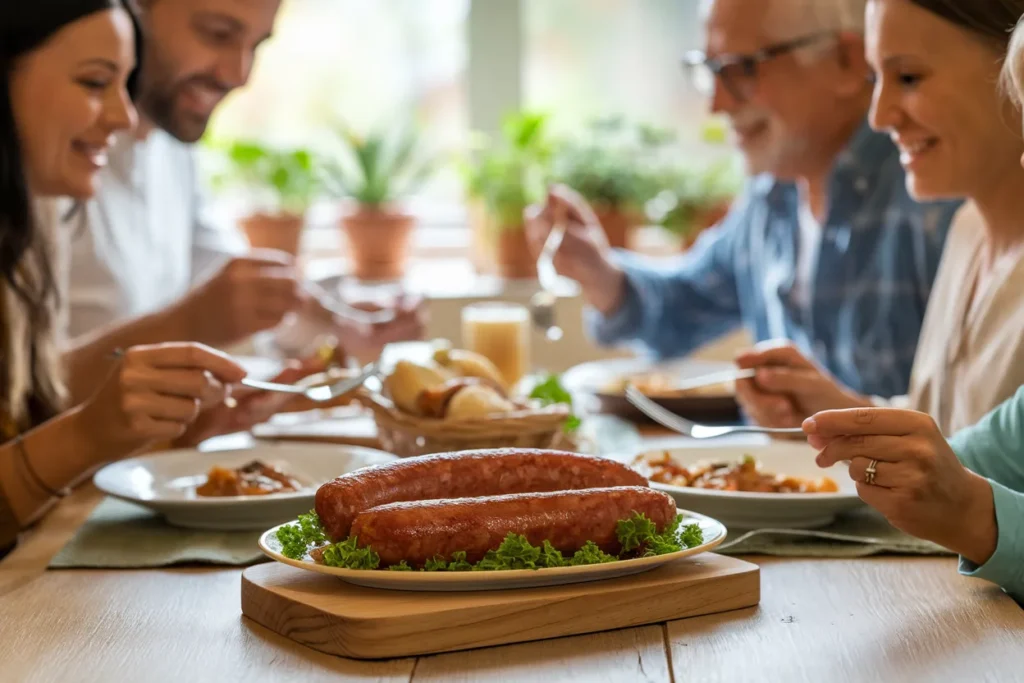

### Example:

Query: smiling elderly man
xmin=526 ymin=0 xmax=960 ymax=399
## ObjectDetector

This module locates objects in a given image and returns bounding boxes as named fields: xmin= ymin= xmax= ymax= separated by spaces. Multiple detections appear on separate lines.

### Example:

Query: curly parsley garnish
xmin=529 ymin=374 xmax=582 ymax=432
xmin=275 ymin=510 xmax=328 ymax=560
xmin=275 ymin=511 xmax=703 ymax=571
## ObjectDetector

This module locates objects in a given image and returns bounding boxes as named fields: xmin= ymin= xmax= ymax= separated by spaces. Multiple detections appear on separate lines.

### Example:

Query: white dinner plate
xmin=258 ymin=509 xmax=727 ymax=592
xmin=635 ymin=443 xmax=864 ymax=529
xmin=562 ymin=357 xmax=737 ymax=395
xmin=93 ymin=443 xmax=397 ymax=531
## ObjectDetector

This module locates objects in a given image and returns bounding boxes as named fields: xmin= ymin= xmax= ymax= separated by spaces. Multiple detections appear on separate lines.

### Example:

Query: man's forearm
xmin=62 ymin=303 xmax=195 ymax=405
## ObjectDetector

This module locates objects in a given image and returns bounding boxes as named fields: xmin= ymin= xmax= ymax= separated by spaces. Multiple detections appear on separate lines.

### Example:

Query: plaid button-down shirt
xmin=589 ymin=122 xmax=960 ymax=398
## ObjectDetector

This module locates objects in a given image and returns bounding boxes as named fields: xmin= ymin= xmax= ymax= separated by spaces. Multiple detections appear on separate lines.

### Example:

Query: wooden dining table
xmin=2 ymin=430 xmax=1023 ymax=683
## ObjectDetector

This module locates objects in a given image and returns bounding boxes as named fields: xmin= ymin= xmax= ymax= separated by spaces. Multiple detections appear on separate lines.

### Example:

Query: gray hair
xmin=699 ymin=0 xmax=867 ymax=37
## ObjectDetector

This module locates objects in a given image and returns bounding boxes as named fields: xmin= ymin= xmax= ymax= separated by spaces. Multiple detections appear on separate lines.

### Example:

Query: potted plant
xmin=323 ymin=124 xmax=435 ymax=281
xmin=649 ymin=158 xmax=742 ymax=250
xmin=459 ymin=111 xmax=552 ymax=279
xmin=550 ymin=117 xmax=675 ymax=249
xmin=648 ymin=121 xmax=743 ymax=250
xmin=208 ymin=140 xmax=319 ymax=256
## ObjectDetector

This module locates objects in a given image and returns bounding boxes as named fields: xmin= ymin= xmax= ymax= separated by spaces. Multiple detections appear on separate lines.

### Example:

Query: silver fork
xmin=624 ymin=385 xmax=805 ymax=439
xmin=240 ymin=362 xmax=380 ymax=403
xmin=528 ymin=221 xmax=567 ymax=342
xmin=303 ymin=281 xmax=397 ymax=326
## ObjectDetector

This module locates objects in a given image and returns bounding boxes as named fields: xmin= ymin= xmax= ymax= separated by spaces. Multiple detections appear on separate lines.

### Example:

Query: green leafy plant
xmin=458 ymin=111 xmax=554 ymax=229
xmin=648 ymin=120 xmax=743 ymax=239
xmin=274 ymin=511 xmax=705 ymax=571
xmin=550 ymin=116 xmax=677 ymax=212
xmin=649 ymin=159 xmax=741 ymax=238
xmin=206 ymin=140 xmax=320 ymax=216
xmin=529 ymin=373 xmax=581 ymax=432
xmin=322 ymin=123 xmax=436 ymax=208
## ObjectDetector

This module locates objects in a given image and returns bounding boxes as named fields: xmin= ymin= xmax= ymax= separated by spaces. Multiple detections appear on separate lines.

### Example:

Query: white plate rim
xmin=257 ymin=508 xmax=727 ymax=587
xmin=93 ymin=443 xmax=398 ymax=507
xmin=562 ymin=357 xmax=736 ymax=395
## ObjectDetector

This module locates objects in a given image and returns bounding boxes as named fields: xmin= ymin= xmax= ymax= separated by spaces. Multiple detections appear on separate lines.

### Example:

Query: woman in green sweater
xmin=806 ymin=390 xmax=1024 ymax=601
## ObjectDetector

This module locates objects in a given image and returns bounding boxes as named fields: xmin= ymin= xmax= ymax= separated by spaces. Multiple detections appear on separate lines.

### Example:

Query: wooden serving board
xmin=240 ymin=553 xmax=760 ymax=660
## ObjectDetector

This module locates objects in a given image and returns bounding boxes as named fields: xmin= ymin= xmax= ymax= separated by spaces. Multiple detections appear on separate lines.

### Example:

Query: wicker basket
xmin=356 ymin=389 xmax=577 ymax=457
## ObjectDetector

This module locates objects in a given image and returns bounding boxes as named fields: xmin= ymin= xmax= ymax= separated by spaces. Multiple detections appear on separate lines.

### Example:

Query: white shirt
xmin=792 ymin=201 xmax=822 ymax=310
xmin=53 ymin=130 xmax=246 ymax=339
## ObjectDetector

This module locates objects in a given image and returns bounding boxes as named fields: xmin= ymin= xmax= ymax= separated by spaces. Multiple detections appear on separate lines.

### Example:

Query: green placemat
xmin=49 ymin=498 xmax=267 ymax=569
xmin=715 ymin=509 xmax=953 ymax=558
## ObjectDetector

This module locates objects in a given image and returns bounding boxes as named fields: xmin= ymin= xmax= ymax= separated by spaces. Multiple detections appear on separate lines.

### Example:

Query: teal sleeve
xmin=957 ymin=481 xmax=1024 ymax=603
xmin=948 ymin=387 xmax=1024 ymax=601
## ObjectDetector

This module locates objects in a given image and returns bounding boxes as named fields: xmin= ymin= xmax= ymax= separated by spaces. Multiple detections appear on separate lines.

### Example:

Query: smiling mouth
xmin=896 ymin=138 xmax=939 ymax=167
xmin=72 ymin=140 xmax=110 ymax=169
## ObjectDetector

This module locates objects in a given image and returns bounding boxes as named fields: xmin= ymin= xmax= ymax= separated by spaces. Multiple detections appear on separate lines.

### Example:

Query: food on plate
xmin=277 ymin=450 xmax=705 ymax=570
xmin=348 ymin=487 xmax=676 ymax=568
xmin=634 ymin=452 xmax=839 ymax=493
xmin=383 ymin=360 xmax=452 ymax=414
xmin=314 ymin=448 xmax=648 ymax=541
xmin=432 ymin=345 xmax=508 ymax=392
xmin=195 ymin=460 xmax=302 ymax=497
xmin=602 ymin=372 xmax=732 ymax=397
xmin=444 ymin=383 xmax=516 ymax=419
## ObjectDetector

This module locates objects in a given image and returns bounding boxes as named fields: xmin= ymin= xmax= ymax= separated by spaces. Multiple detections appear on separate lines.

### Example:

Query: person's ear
xmin=831 ymin=32 xmax=873 ymax=98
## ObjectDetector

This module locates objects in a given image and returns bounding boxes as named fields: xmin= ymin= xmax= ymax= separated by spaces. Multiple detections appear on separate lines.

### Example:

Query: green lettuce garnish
xmin=320 ymin=537 xmax=380 ymax=570
xmin=569 ymin=541 xmax=617 ymax=565
xmin=274 ymin=511 xmax=703 ymax=571
xmin=529 ymin=374 xmax=582 ymax=432
xmin=275 ymin=510 xmax=328 ymax=560
xmin=617 ymin=512 xmax=704 ymax=557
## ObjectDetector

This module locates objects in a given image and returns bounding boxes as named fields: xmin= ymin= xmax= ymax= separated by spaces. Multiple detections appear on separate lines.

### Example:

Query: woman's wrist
xmin=949 ymin=472 xmax=998 ymax=566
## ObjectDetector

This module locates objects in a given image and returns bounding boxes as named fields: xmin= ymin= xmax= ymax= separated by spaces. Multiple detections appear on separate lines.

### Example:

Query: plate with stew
xmin=562 ymin=357 xmax=742 ymax=424
xmin=632 ymin=442 xmax=864 ymax=529
xmin=93 ymin=443 xmax=397 ymax=530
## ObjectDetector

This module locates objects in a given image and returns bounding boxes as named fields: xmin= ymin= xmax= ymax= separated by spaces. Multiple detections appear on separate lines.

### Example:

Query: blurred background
xmin=200 ymin=0 xmax=748 ymax=369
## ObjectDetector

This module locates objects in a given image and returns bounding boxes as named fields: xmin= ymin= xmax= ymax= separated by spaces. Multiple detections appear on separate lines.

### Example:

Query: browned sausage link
xmin=349 ymin=486 xmax=676 ymax=568
xmin=314 ymin=449 xmax=649 ymax=541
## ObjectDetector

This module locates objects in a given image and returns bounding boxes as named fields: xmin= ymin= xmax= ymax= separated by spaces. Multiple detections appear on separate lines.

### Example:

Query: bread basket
xmin=356 ymin=389 xmax=578 ymax=457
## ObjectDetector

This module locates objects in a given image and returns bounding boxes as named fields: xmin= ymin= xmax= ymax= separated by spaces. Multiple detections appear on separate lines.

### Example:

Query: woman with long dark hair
xmin=0 ymin=1 xmax=248 ymax=551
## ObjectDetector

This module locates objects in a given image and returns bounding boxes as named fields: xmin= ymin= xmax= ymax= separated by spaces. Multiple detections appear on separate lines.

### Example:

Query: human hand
xmin=524 ymin=184 xmax=625 ymax=315
xmin=328 ymin=293 xmax=427 ymax=364
xmin=734 ymin=341 xmax=870 ymax=429
xmin=806 ymin=407 xmax=998 ymax=565
xmin=173 ymin=354 xmax=333 ymax=447
xmin=80 ymin=343 xmax=247 ymax=455
xmin=178 ymin=250 xmax=305 ymax=347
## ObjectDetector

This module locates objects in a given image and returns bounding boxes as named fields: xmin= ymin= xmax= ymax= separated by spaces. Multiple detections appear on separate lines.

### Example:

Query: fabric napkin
xmin=714 ymin=508 xmax=953 ymax=558
xmin=49 ymin=497 xmax=268 ymax=569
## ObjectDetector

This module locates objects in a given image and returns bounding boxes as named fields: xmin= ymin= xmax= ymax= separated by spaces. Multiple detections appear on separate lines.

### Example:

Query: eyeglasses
xmin=682 ymin=31 xmax=836 ymax=102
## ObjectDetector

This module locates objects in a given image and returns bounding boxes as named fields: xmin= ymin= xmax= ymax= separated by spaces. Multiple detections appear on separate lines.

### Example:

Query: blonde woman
xmin=802 ymin=2 xmax=1024 ymax=604
xmin=735 ymin=0 xmax=1024 ymax=438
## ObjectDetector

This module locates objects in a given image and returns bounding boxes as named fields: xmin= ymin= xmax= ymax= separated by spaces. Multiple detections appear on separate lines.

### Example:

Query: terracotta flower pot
xmin=593 ymin=206 xmax=641 ymax=250
xmin=340 ymin=206 xmax=415 ymax=281
xmin=495 ymin=226 xmax=537 ymax=279
xmin=240 ymin=212 xmax=305 ymax=256
xmin=680 ymin=201 xmax=732 ymax=251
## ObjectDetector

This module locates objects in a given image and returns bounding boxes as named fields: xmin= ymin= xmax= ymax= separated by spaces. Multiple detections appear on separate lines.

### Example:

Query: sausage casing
xmin=315 ymin=448 xmax=648 ymax=541
xmin=349 ymin=486 xmax=677 ymax=567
